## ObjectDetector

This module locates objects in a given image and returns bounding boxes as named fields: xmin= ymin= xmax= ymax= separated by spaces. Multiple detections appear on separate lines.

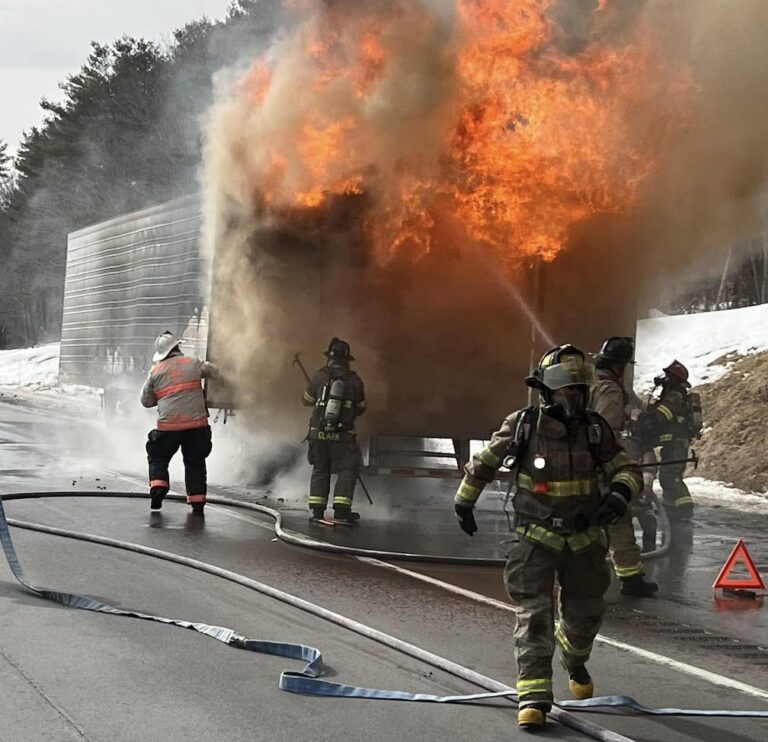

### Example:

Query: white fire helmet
xmin=152 ymin=331 xmax=180 ymax=362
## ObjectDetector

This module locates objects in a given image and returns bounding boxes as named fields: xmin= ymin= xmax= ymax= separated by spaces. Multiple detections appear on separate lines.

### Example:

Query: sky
xmin=0 ymin=0 xmax=233 ymax=156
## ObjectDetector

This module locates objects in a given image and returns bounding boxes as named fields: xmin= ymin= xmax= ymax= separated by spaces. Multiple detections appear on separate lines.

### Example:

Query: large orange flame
xmin=231 ymin=0 xmax=690 ymax=269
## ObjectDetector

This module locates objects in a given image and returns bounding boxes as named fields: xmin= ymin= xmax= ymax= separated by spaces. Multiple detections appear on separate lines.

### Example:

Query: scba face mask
xmin=550 ymin=385 xmax=589 ymax=421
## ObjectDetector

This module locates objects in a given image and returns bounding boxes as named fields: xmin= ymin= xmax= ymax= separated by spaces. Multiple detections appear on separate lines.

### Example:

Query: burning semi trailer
xmin=201 ymin=0 xmax=689 ymax=444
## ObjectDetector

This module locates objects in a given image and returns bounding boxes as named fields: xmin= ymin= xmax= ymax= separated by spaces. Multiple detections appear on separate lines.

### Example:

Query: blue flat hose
xmin=2 ymin=490 xmax=767 ymax=742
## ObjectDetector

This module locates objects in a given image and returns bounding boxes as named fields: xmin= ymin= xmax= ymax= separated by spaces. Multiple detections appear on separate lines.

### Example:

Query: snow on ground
xmin=635 ymin=303 xmax=768 ymax=391
xmin=0 ymin=343 xmax=59 ymax=386
xmin=3 ymin=304 xmax=768 ymax=508
xmin=0 ymin=342 xmax=101 ymax=412
xmin=685 ymin=477 xmax=768 ymax=515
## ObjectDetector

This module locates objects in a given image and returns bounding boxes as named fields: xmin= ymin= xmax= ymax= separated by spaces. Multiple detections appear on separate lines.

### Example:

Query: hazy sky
xmin=0 ymin=0 xmax=233 ymax=155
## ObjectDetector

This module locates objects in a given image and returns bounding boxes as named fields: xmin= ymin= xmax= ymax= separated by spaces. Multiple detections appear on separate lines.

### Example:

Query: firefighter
xmin=140 ymin=331 xmax=217 ymax=513
xmin=640 ymin=361 xmax=701 ymax=520
xmin=590 ymin=337 xmax=658 ymax=597
xmin=454 ymin=345 xmax=642 ymax=732
xmin=302 ymin=337 xmax=366 ymax=523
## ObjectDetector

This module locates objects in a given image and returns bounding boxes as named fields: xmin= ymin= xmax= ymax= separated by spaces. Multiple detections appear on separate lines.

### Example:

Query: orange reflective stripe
xmin=186 ymin=494 xmax=206 ymax=503
xmin=150 ymin=479 xmax=169 ymax=488
xmin=155 ymin=380 xmax=201 ymax=399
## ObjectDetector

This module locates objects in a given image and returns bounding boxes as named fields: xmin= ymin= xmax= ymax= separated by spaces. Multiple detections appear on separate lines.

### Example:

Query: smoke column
xmin=201 ymin=0 xmax=768 ymax=437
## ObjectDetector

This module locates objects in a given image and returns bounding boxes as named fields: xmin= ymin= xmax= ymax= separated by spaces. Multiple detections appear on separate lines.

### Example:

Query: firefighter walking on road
xmin=302 ymin=338 xmax=367 ymax=523
xmin=640 ymin=361 xmax=702 ymax=520
xmin=590 ymin=337 xmax=658 ymax=598
xmin=454 ymin=345 xmax=642 ymax=732
xmin=140 ymin=331 xmax=217 ymax=513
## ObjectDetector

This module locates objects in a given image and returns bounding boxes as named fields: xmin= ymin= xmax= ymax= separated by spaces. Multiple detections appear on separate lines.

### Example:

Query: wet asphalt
xmin=1 ymin=398 xmax=767 ymax=741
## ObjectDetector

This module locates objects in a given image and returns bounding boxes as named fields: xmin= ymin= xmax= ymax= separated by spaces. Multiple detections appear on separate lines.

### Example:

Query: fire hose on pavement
xmin=1 ymin=491 xmax=767 ymax=742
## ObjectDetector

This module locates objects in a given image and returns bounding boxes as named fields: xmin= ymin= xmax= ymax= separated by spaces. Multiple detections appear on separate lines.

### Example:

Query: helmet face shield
xmin=540 ymin=353 xmax=590 ymax=389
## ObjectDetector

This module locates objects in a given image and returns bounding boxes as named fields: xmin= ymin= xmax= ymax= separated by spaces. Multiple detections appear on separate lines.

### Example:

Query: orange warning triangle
xmin=713 ymin=539 xmax=766 ymax=591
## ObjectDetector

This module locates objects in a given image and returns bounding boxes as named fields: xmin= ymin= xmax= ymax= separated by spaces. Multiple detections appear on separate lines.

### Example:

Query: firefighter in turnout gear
xmin=302 ymin=338 xmax=367 ymax=523
xmin=140 ymin=331 xmax=217 ymax=513
xmin=640 ymin=361 xmax=701 ymax=520
xmin=454 ymin=345 xmax=642 ymax=732
xmin=590 ymin=337 xmax=658 ymax=598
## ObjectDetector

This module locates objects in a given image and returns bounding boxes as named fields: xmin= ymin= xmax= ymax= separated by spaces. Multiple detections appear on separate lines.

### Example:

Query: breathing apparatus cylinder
xmin=323 ymin=379 xmax=346 ymax=430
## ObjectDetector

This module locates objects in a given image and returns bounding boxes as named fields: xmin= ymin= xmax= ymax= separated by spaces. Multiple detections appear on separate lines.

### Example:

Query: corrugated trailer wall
xmin=59 ymin=196 xmax=206 ymax=397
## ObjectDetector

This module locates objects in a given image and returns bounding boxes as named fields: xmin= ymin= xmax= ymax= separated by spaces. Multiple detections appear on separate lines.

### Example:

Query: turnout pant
xmin=504 ymin=537 xmax=611 ymax=708
xmin=608 ymin=507 xmax=644 ymax=579
xmin=307 ymin=438 xmax=360 ymax=512
xmin=659 ymin=441 xmax=694 ymax=514
xmin=146 ymin=427 xmax=212 ymax=506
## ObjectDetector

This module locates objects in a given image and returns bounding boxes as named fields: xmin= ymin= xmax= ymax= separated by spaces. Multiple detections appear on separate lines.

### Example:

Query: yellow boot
xmin=517 ymin=705 xmax=547 ymax=731
xmin=565 ymin=664 xmax=594 ymax=700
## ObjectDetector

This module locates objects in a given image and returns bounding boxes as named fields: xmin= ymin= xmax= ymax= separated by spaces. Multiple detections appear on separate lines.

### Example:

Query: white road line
xmin=358 ymin=556 xmax=768 ymax=703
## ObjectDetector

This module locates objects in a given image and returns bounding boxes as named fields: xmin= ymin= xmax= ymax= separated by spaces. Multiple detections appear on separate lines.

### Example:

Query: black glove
xmin=455 ymin=503 xmax=477 ymax=536
xmin=597 ymin=490 xmax=629 ymax=526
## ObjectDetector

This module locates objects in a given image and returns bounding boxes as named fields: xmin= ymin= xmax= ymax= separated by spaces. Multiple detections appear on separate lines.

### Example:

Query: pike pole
xmin=293 ymin=353 xmax=374 ymax=506
xmin=637 ymin=451 xmax=698 ymax=469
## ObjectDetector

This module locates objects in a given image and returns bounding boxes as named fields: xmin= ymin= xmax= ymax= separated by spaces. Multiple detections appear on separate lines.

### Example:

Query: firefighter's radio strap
xmin=2 ymin=494 xmax=765 ymax=720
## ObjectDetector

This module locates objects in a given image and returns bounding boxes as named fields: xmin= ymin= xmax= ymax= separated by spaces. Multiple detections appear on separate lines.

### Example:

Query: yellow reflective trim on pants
xmin=674 ymin=496 xmax=694 ymax=506
xmin=517 ymin=473 xmax=597 ymax=497
xmin=308 ymin=496 xmax=327 ymax=506
xmin=657 ymin=404 xmax=674 ymax=422
xmin=478 ymin=447 xmax=501 ymax=468
xmin=614 ymin=563 xmax=644 ymax=579
xmin=659 ymin=434 xmax=674 ymax=442
xmin=333 ymin=496 xmax=353 ymax=507
xmin=516 ymin=678 xmax=552 ymax=697
xmin=555 ymin=624 xmax=592 ymax=658
xmin=455 ymin=479 xmax=481 ymax=505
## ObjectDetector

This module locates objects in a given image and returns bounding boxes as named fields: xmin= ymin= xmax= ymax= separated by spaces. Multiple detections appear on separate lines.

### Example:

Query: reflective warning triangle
xmin=712 ymin=538 xmax=766 ymax=591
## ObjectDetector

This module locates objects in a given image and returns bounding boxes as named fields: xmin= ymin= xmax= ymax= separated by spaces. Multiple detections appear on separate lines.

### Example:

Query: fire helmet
xmin=663 ymin=360 xmax=689 ymax=384
xmin=526 ymin=344 xmax=590 ymax=391
xmin=152 ymin=331 xmax=180 ymax=363
xmin=324 ymin=337 xmax=355 ymax=362
xmin=596 ymin=336 xmax=635 ymax=365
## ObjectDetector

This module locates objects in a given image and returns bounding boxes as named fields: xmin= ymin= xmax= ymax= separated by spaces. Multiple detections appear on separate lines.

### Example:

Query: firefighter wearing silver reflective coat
xmin=302 ymin=338 xmax=366 ymax=522
xmin=453 ymin=345 xmax=642 ymax=732
xmin=590 ymin=337 xmax=658 ymax=597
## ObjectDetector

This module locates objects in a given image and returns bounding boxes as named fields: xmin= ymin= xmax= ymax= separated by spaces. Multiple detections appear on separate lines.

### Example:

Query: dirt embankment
xmin=693 ymin=351 xmax=768 ymax=493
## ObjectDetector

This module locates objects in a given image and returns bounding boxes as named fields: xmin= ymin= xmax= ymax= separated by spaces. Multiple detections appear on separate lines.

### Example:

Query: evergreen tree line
xmin=0 ymin=0 xmax=283 ymax=348
xmin=661 ymin=236 xmax=768 ymax=315
xmin=2 ymin=0 xmax=767 ymax=347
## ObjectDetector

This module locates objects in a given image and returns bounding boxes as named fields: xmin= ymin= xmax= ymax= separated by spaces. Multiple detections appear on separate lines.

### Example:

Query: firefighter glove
xmin=455 ymin=503 xmax=478 ymax=536
xmin=597 ymin=490 xmax=629 ymax=526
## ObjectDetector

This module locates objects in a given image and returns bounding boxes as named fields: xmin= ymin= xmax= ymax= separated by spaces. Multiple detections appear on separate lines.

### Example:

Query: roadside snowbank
xmin=635 ymin=303 xmax=768 ymax=391
xmin=0 ymin=343 xmax=59 ymax=387
xmin=0 ymin=342 xmax=101 ymax=413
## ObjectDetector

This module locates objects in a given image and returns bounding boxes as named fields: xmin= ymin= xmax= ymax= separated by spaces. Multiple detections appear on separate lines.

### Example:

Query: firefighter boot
xmin=310 ymin=506 xmax=326 ymax=521
xmin=333 ymin=506 xmax=361 ymax=524
xmin=150 ymin=486 xmax=167 ymax=511
xmin=564 ymin=664 xmax=594 ymax=700
xmin=517 ymin=703 xmax=549 ymax=731
xmin=621 ymin=573 xmax=659 ymax=597
xmin=191 ymin=503 xmax=205 ymax=514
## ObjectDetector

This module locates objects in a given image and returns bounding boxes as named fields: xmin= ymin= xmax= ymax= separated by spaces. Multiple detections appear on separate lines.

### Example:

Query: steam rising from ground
xmin=202 ymin=0 xmax=768 ymax=438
